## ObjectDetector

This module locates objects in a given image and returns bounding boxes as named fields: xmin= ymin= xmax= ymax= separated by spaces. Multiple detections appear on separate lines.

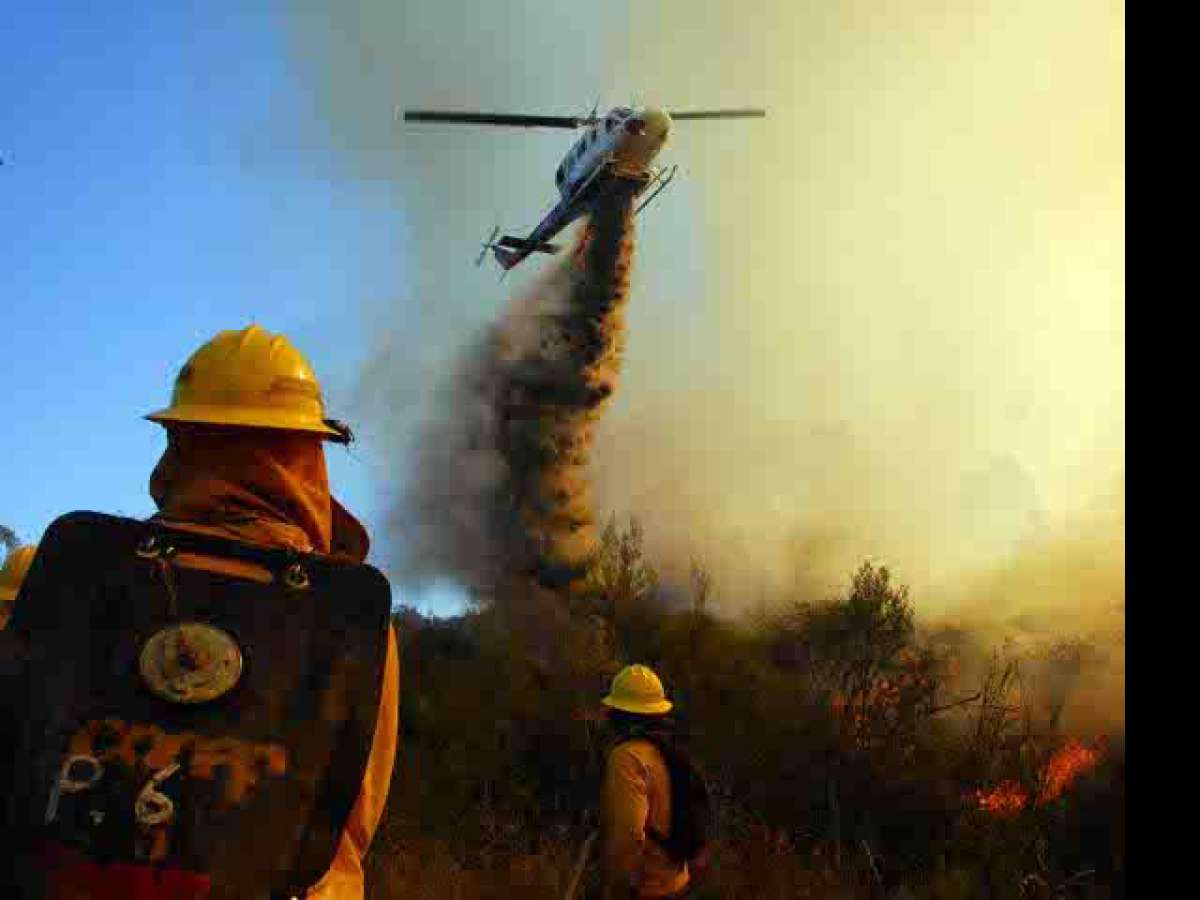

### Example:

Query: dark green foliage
xmin=776 ymin=561 xmax=915 ymax=696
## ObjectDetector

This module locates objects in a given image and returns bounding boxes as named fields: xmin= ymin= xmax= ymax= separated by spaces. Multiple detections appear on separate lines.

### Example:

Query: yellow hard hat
xmin=0 ymin=544 xmax=37 ymax=603
xmin=146 ymin=324 xmax=345 ymax=441
xmin=602 ymin=664 xmax=673 ymax=715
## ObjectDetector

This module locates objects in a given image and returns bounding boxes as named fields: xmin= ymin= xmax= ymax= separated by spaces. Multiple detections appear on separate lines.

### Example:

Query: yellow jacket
xmin=305 ymin=625 xmax=398 ymax=898
xmin=601 ymin=739 xmax=689 ymax=899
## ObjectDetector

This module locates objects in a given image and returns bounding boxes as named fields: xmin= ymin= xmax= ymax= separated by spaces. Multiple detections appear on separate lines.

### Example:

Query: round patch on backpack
xmin=139 ymin=623 xmax=243 ymax=704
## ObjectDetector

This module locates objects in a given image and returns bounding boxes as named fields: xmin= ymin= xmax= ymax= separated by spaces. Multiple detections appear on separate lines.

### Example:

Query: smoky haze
xmin=282 ymin=0 xmax=1124 ymax=722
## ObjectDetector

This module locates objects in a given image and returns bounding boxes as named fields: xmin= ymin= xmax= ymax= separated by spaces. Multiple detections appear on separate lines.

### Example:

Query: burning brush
xmin=973 ymin=737 xmax=1105 ymax=819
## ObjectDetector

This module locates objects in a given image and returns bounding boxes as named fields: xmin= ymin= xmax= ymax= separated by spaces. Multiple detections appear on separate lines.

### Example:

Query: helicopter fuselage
xmin=479 ymin=107 xmax=673 ymax=271
xmin=554 ymin=106 xmax=672 ymax=196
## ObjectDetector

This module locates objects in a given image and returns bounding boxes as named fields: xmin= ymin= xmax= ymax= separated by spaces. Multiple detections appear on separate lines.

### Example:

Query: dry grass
xmin=366 ymin=826 xmax=868 ymax=900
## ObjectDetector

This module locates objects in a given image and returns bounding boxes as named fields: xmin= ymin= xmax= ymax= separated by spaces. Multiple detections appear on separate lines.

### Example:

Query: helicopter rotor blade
xmin=666 ymin=108 xmax=767 ymax=120
xmin=402 ymin=110 xmax=585 ymax=129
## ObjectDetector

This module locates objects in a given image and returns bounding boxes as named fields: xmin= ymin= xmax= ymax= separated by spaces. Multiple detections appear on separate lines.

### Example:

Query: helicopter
xmin=400 ymin=104 xmax=766 ymax=273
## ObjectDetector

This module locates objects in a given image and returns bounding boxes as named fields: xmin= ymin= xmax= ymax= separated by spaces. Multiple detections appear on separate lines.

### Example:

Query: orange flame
xmin=1037 ymin=738 xmax=1102 ymax=804
xmin=973 ymin=737 xmax=1104 ymax=818
xmin=975 ymin=780 xmax=1029 ymax=819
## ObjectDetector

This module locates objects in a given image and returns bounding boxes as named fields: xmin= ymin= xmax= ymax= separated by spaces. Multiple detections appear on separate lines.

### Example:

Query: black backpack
xmin=624 ymin=734 xmax=714 ymax=863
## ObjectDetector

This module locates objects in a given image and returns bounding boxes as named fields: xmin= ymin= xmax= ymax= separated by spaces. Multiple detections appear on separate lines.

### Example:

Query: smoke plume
xmin=392 ymin=186 xmax=640 ymax=600
xmin=281 ymin=0 xmax=1124 ymax=727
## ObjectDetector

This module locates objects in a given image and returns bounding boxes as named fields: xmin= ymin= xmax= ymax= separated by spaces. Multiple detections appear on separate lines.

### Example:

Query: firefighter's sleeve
xmin=601 ymin=744 xmax=651 ymax=894
xmin=306 ymin=624 xmax=400 ymax=899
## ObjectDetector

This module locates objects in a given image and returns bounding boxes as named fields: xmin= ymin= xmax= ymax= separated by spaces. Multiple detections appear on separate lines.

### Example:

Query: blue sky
xmin=1 ymin=3 xmax=463 ymax=614
xmin=2 ymin=1 xmax=1123 ymax=620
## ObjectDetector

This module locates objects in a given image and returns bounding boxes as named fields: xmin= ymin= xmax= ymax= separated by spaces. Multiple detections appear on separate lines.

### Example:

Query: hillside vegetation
xmin=367 ymin=518 xmax=1124 ymax=899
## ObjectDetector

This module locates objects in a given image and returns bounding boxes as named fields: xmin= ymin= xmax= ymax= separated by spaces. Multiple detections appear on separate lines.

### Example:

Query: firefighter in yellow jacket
xmin=600 ymin=665 xmax=691 ymax=900
xmin=0 ymin=325 xmax=398 ymax=899
xmin=0 ymin=544 xmax=37 ymax=630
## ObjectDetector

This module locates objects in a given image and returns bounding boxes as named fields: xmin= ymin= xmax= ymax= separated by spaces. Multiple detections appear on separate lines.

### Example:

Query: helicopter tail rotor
xmin=476 ymin=225 xmax=502 ymax=267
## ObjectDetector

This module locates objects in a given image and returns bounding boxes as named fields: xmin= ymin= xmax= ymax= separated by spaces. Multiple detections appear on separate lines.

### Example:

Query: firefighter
xmin=0 ymin=544 xmax=37 ymax=630
xmin=599 ymin=664 xmax=693 ymax=900
xmin=1 ymin=325 xmax=398 ymax=898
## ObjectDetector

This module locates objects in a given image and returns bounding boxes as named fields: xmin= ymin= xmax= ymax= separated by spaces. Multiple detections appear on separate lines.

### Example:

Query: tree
xmin=776 ymin=562 xmax=944 ymax=761
xmin=791 ymin=561 xmax=915 ymax=697
xmin=582 ymin=516 xmax=658 ymax=621
xmin=0 ymin=524 xmax=17 ymax=552
xmin=581 ymin=516 xmax=660 ymax=662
